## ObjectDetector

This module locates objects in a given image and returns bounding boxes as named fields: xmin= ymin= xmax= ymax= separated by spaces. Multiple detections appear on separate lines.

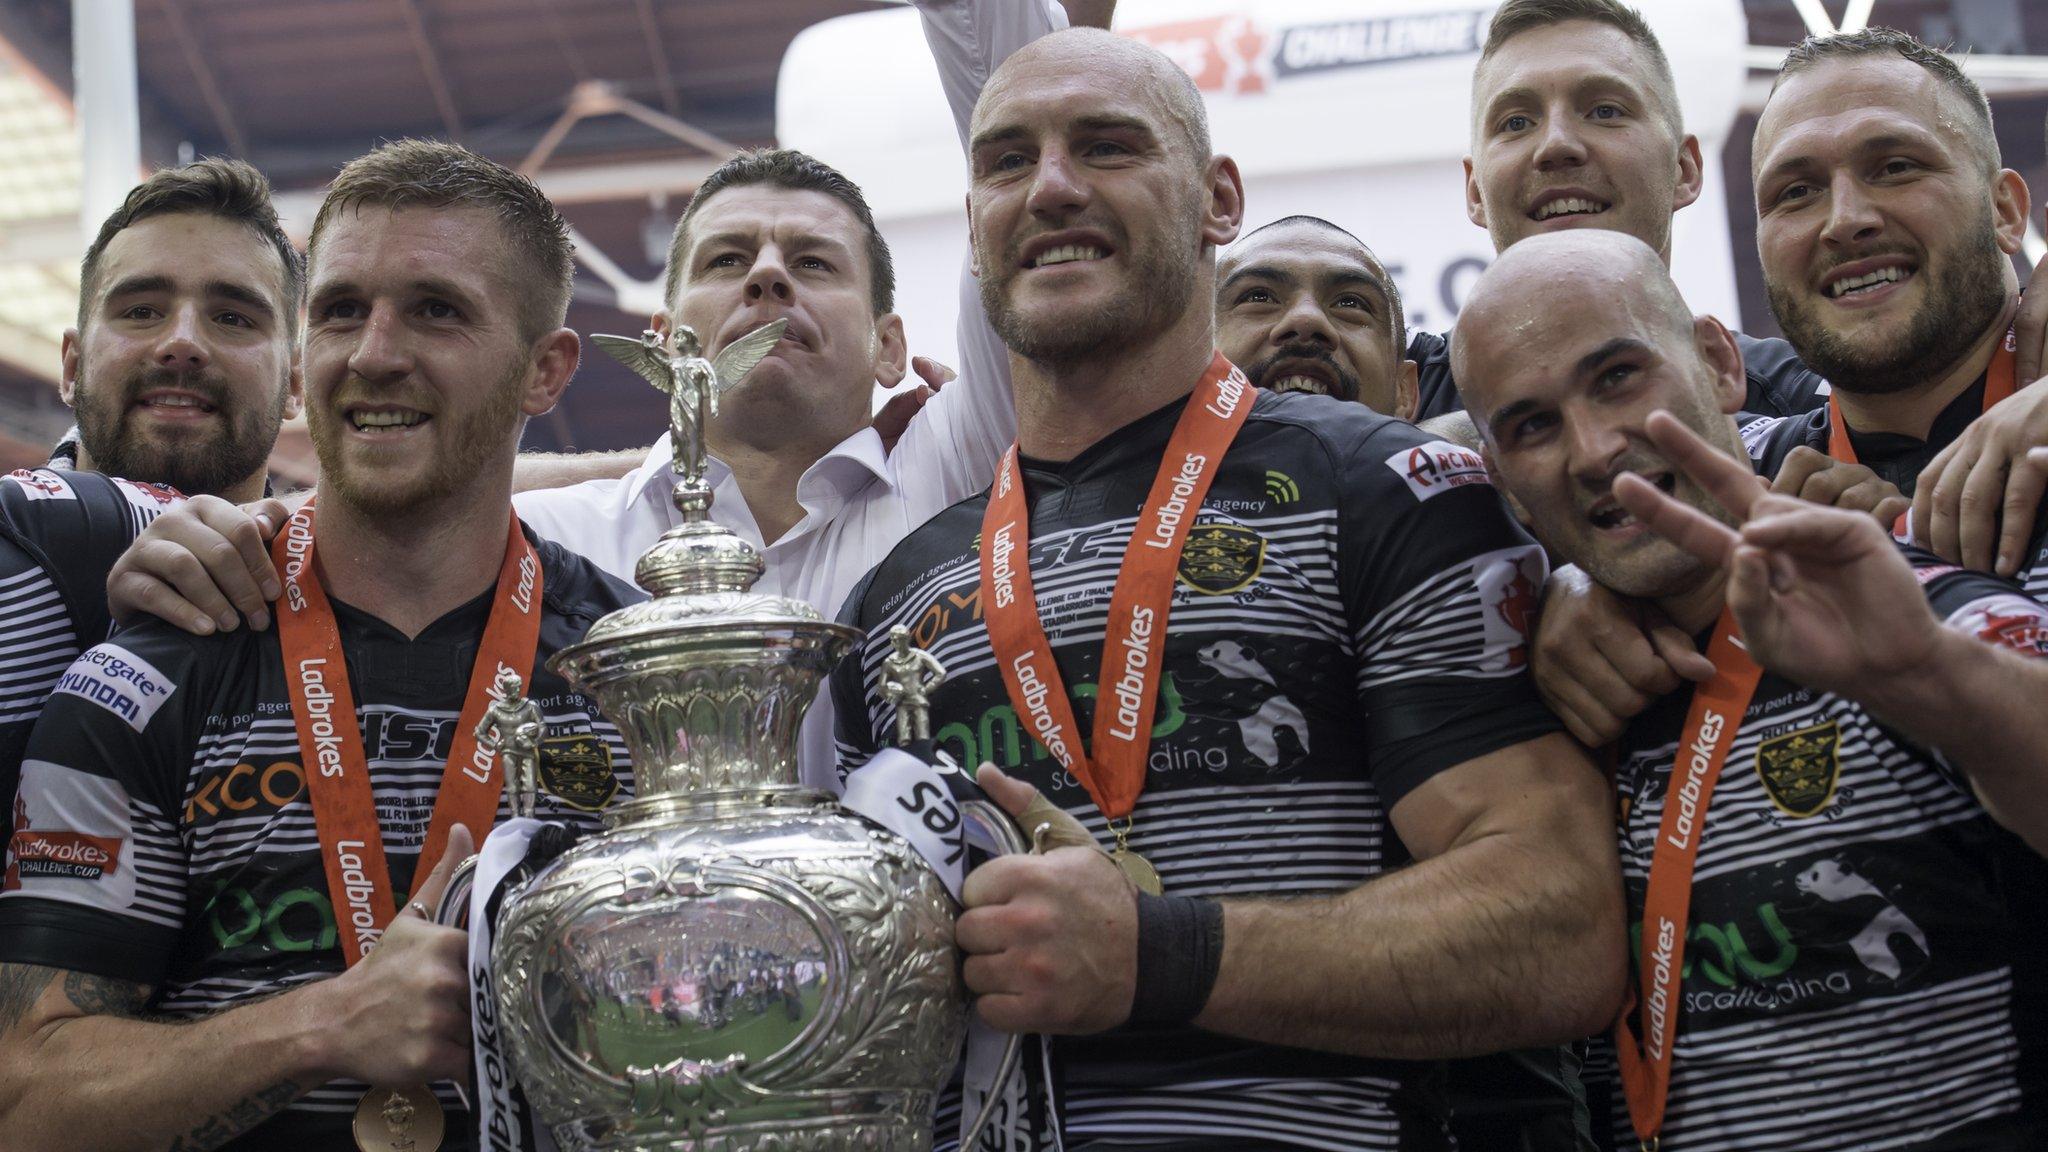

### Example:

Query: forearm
xmin=0 ymin=971 xmax=330 ymax=1152
xmin=1059 ymin=0 xmax=1114 ymax=28
xmin=1193 ymin=809 xmax=1625 ymax=1057
xmin=1863 ymin=629 xmax=2048 ymax=853
xmin=511 ymin=448 xmax=641 ymax=493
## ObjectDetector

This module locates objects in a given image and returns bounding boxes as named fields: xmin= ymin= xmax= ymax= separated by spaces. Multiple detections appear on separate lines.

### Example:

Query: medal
xmin=353 ymin=1084 xmax=445 ymax=1152
xmin=980 ymin=352 xmax=1254 ymax=897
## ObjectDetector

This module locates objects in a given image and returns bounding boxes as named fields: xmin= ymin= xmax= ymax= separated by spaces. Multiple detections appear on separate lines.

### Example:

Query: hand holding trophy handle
xmin=879 ymin=626 xmax=1032 ymax=1152
xmin=436 ymin=671 xmax=543 ymax=930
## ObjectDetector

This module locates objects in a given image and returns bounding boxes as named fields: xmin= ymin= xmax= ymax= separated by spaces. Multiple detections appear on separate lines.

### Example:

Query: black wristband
xmin=1128 ymin=892 xmax=1226 ymax=1027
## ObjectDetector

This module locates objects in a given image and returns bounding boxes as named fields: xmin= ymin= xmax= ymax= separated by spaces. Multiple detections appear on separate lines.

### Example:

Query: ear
xmin=965 ymin=193 xmax=983 ymax=279
xmin=1463 ymin=155 xmax=1488 ymax=230
xmin=650 ymin=311 xmax=671 ymax=338
xmin=1695 ymin=314 xmax=1745 ymax=415
xmin=1991 ymin=168 xmax=2030 ymax=256
xmin=59 ymin=327 xmax=80 ymax=406
xmin=281 ymin=344 xmax=305 ymax=422
xmin=1483 ymin=454 xmax=1536 ymax=529
xmin=522 ymin=328 xmax=581 ymax=417
xmin=1201 ymin=155 xmax=1246 ymax=249
xmin=872 ymin=312 xmax=908 ymax=389
xmin=1394 ymin=359 xmax=1420 ymax=423
xmin=1671 ymin=134 xmax=1705 ymax=213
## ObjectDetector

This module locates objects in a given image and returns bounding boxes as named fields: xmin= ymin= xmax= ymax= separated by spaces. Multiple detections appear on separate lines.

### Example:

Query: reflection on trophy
xmin=471 ymin=321 xmax=999 ymax=1150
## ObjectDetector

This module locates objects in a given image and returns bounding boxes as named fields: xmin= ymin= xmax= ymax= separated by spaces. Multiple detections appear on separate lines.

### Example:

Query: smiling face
xmin=1465 ymin=20 xmax=1700 ymax=261
xmin=1215 ymin=221 xmax=1409 ymax=414
xmin=62 ymin=211 xmax=300 ymax=495
xmin=666 ymin=185 xmax=903 ymax=443
xmin=304 ymin=204 xmax=556 ymax=518
xmin=1753 ymin=55 xmax=2023 ymax=397
xmin=968 ymin=35 xmax=1219 ymax=367
xmin=1456 ymin=232 xmax=1745 ymax=601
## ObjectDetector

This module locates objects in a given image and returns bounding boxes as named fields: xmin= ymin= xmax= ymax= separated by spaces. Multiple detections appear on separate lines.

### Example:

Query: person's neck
xmin=706 ymin=410 xmax=855 ymax=545
xmin=1833 ymin=294 xmax=2018 ymax=439
xmin=1656 ymin=567 xmax=1730 ymax=637
xmin=69 ymin=447 xmax=268 ymax=505
xmin=313 ymin=481 xmax=515 ymax=640
xmin=1011 ymin=307 xmax=1219 ymax=463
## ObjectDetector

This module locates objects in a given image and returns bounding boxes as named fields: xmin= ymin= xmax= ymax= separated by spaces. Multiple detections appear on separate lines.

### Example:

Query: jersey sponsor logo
xmin=185 ymin=759 xmax=309 ymax=822
xmin=1472 ymin=545 xmax=1546 ymax=670
xmin=1754 ymin=720 xmax=1842 ymax=818
xmin=1104 ymin=604 xmax=1158 ymax=741
xmin=297 ymin=657 xmax=347 ymax=776
xmin=6 ymin=796 xmax=122 ymax=882
xmin=936 ymin=674 xmax=1187 ymax=776
xmin=203 ymin=877 xmax=337 ymax=955
xmin=1177 ymin=523 xmax=1266 ymax=595
xmin=53 ymin=644 xmax=175 ymax=732
xmin=5 ymin=766 xmax=134 ymax=901
xmin=1009 ymin=651 xmax=1076 ymax=766
xmin=1384 ymin=439 xmax=1490 ymax=501
xmin=538 ymin=733 xmax=618 ymax=811
xmin=112 ymin=477 xmax=181 ymax=512
xmin=1143 ymin=452 xmax=1209 ymax=550
xmin=1946 ymin=593 xmax=2048 ymax=658
xmin=5 ymin=468 xmax=75 ymax=501
xmin=333 ymin=838 xmax=383 ymax=957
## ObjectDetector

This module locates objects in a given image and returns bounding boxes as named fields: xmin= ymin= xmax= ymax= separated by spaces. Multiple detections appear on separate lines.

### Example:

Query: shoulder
xmin=1740 ymin=407 xmax=1829 ymax=476
xmin=47 ymin=618 xmax=250 ymax=736
xmin=536 ymin=536 xmax=646 ymax=627
xmin=1912 ymin=548 xmax=2048 ymax=657
xmin=1246 ymin=391 xmax=1488 ymax=507
xmin=1407 ymin=328 xmax=1464 ymax=422
xmin=1733 ymin=331 xmax=1829 ymax=416
xmin=0 ymin=468 xmax=176 ymax=546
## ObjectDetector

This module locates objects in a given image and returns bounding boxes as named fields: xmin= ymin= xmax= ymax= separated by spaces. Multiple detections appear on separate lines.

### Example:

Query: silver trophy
xmin=443 ymin=322 xmax=1024 ymax=1151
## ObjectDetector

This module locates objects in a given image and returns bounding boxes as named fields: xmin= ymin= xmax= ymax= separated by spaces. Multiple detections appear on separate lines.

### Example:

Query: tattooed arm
xmin=0 ymin=964 xmax=312 ymax=1152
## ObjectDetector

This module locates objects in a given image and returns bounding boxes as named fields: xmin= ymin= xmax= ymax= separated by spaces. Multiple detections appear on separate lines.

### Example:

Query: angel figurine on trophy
xmin=590 ymin=319 xmax=787 ymax=501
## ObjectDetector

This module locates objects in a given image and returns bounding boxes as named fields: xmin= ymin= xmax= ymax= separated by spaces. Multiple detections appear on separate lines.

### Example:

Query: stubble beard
xmin=1770 ymin=212 xmax=2009 ymax=398
xmin=76 ymin=364 xmax=287 ymax=496
xmin=979 ymin=201 xmax=1201 ymax=370
xmin=313 ymin=358 xmax=528 ymax=521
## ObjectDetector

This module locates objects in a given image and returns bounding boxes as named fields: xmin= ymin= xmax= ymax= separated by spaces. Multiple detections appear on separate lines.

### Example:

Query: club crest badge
xmin=1176 ymin=523 xmax=1265 ymax=594
xmin=1754 ymin=720 xmax=1841 ymax=818
xmin=538 ymin=733 xmax=619 ymax=811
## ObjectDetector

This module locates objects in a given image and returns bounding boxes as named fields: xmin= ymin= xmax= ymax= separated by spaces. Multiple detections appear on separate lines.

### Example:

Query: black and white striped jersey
xmin=831 ymin=387 xmax=1563 ymax=1151
xmin=0 ymin=529 xmax=640 ymax=1152
xmin=1740 ymin=380 xmax=2048 ymax=605
xmin=1607 ymin=555 xmax=2048 ymax=1152
xmin=0 ymin=468 xmax=180 ymax=810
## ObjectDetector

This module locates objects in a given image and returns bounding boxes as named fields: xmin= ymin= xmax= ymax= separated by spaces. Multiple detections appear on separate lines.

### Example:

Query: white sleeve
xmin=889 ymin=0 xmax=1066 ymax=513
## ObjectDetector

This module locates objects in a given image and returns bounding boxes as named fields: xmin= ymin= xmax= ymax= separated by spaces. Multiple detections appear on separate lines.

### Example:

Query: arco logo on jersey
xmin=1385 ymin=439 xmax=1491 ymax=502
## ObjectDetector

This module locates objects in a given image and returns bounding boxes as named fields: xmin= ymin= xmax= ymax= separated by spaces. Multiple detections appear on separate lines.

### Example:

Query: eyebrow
xmin=308 ymin=277 xmax=483 ymax=311
xmin=105 ymin=274 xmax=278 ymax=319
xmin=1481 ymin=72 xmax=1648 ymax=121
xmin=1483 ymin=337 xmax=1653 ymax=439
xmin=1756 ymin=130 xmax=1936 ymax=190
xmin=692 ymin=230 xmax=856 ymax=263
xmin=1219 ymin=263 xmax=1387 ymax=298
xmin=969 ymin=113 xmax=1160 ymax=155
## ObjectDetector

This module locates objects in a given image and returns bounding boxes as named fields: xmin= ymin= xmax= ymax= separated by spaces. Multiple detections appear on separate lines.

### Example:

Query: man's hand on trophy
xmin=311 ymin=825 xmax=476 ymax=1087
xmin=958 ymin=767 xmax=1137 ymax=1035
xmin=107 ymin=494 xmax=290 ymax=633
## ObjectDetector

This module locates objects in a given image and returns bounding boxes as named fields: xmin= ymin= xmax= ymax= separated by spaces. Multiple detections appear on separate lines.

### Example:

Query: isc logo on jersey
xmin=53 ymin=644 xmax=176 ymax=732
xmin=4 ymin=468 xmax=75 ymax=501
xmin=1385 ymin=439 xmax=1490 ymax=502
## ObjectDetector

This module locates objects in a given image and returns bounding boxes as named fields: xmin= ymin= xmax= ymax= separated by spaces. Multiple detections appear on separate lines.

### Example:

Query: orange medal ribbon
xmin=1827 ymin=328 xmax=2016 ymax=464
xmin=980 ymin=352 xmax=1252 ymax=823
xmin=1615 ymin=608 xmax=1763 ymax=1148
xmin=273 ymin=500 xmax=542 ymax=966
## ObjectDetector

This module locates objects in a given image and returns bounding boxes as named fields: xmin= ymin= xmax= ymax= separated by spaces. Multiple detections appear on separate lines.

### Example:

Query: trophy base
xmin=550 ymin=1093 xmax=938 ymax=1151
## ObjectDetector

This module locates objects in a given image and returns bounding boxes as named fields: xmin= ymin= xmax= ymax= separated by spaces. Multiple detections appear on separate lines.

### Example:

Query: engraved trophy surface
xmin=488 ymin=320 xmax=973 ymax=1151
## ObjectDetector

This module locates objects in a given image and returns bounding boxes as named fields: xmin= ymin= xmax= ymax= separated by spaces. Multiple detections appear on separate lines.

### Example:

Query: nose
xmin=1532 ymin=110 xmax=1588 ymax=173
xmin=346 ymin=304 xmax=414 ymax=384
xmin=1564 ymin=409 xmax=1629 ymax=491
xmin=154 ymin=303 xmax=210 ymax=372
xmin=744 ymin=246 xmax=794 ymax=305
xmin=1273 ymin=294 xmax=1336 ymax=350
xmin=1819 ymin=172 xmax=1883 ymax=249
xmin=1025 ymin=147 xmax=1091 ymax=221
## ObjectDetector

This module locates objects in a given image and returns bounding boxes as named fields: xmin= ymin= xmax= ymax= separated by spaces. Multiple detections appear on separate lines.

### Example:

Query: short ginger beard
xmin=312 ymin=357 xmax=528 ymax=521
xmin=978 ymin=193 xmax=1202 ymax=368
xmin=75 ymin=363 xmax=288 ymax=496
xmin=1770 ymin=211 xmax=2009 ymax=397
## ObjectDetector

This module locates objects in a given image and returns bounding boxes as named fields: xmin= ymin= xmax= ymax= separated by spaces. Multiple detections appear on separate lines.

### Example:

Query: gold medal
xmin=1111 ymin=847 xmax=1164 ymax=895
xmin=353 ymin=1084 xmax=445 ymax=1152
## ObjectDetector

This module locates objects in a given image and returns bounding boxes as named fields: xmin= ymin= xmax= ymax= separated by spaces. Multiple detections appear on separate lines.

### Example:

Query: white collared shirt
xmin=516 ymin=0 xmax=1062 ymax=787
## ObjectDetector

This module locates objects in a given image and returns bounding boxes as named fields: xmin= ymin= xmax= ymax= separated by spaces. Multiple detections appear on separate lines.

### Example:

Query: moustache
xmin=121 ymin=366 xmax=230 ymax=409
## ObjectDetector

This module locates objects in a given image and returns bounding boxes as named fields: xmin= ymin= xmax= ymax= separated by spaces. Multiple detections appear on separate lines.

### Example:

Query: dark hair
xmin=1772 ymin=27 xmax=1997 ymax=170
xmin=1478 ymin=0 xmax=1682 ymax=136
xmin=79 ymin=158 xmax=303 ymax=335
xmin=309 ymin=139 xmax=575 ymax=341
xmin=664 ymin=148 xmax=895 ymax=315
xmin=1236 ymin=215 xmax=1407 ymax=348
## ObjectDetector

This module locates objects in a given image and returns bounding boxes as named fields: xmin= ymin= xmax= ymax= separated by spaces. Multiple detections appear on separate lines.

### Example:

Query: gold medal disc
xmin=353 ymin=1084 xmax=445 ymax=1152
xmin=1111 ymin=848 xmax=1164 ymax=896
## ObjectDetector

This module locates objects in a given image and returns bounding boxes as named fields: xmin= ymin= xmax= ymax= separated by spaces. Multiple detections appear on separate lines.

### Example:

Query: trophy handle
xmin=434 ymin=854 xmax=481 ymax=930
xmin=955 ymin=798 xmax=1032 ymax=1152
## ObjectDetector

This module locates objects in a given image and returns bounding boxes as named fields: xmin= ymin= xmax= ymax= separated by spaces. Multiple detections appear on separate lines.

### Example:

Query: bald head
xmin=1454 ymin=231 xmax=1689 ymax=419
xmin=974 ymin=28 xmax=1211 ymax=165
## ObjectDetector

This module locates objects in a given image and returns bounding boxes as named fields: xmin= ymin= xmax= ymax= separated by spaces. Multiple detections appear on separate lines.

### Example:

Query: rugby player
xmin=0 ymin=141 xmax=639 ymax=1151
xmin=1214 ymin=215 xmax=1418 ymax=417
xmin=831 ymin=29 xmax=1624 ymax=1150
xmin=1 ymin=160 xmax=303 ymax=811
xmin=1457 ymin=227 xmax=2048 ymax=1151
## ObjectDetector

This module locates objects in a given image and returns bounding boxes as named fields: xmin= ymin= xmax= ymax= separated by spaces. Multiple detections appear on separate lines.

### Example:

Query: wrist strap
xmin=1129 ymin=892 xmax=1225 ymax=1026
